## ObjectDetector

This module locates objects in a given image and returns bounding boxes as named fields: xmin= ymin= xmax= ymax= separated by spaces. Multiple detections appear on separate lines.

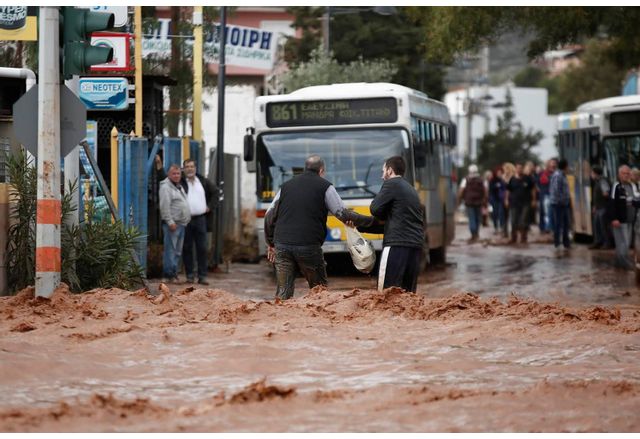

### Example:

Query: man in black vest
xmin=264 ymin=155 xmax=373 ymax=300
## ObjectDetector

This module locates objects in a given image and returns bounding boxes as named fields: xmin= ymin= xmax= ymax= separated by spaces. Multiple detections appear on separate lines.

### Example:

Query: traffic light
xmin=60 ymin=7 xmax=115 ymax=79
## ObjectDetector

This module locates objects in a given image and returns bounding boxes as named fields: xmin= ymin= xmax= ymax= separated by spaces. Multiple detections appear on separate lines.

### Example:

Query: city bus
xmin=243 ymin=82 xmax=457 ymax=267
xmin=557 ymin=95 xmax=640 ymax=241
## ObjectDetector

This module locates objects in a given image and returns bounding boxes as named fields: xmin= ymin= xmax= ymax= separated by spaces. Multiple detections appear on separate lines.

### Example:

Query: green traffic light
xmin=60 ymin=7 xmax=115 ymax=79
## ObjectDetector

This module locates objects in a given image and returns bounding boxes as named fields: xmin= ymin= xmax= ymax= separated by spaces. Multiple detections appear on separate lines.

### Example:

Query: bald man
xmin=264 ymin=155 xmax=374 ymax=300
xmin=607 ymin=165 xmax=635 ymax=270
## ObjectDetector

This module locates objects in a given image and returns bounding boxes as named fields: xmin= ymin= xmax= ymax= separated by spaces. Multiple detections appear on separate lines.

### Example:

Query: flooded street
xmin=179 ymin=224 xmax=640 ymax=306
xmin=0 ymin=224 xmax=638 ymax=432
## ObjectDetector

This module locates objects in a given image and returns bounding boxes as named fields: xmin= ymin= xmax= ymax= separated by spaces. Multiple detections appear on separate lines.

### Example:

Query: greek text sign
xmin=142 ymin=19 xmax=278 ymax=71
xmin=266 ymin=98 xmax=398 ymax=128
xmin=0 ymin=6 xmax=37 ymax=41
xmin=79 ymin=77 xmax=129 ymax=111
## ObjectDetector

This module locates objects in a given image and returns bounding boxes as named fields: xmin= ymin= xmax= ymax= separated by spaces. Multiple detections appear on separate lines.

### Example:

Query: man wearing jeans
xmin=549 ymin=158 xmax=571 ymax=252
xmin=607 ymin=165 xmax=636 ymax=270
xmin=159 ymin=164 xmax=191 ymax=283
xmin=181 ymin=159 xmax=217 ymax=285
xmin=457 ymin=164 xmax=486 ymax=243
xmin=264 ymin=155 xmax=373 ymax=300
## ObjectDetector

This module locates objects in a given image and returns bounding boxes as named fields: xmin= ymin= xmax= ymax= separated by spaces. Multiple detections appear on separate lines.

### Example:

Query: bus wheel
xmin=429 ymin=205 xmax=447 ymax=266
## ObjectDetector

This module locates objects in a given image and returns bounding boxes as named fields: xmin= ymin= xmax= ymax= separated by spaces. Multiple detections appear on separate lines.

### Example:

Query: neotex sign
xmin=79 ymin=77 xmax=129 ymax=110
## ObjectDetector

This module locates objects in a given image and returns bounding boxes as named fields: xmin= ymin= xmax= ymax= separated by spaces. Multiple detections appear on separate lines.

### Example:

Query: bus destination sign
xmin=266 ymin=97 xmax=398 ymax=128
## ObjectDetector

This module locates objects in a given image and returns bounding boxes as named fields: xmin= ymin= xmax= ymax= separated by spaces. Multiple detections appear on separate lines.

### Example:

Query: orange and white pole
xmin=35 ymin=7 xmax=61 ymax=297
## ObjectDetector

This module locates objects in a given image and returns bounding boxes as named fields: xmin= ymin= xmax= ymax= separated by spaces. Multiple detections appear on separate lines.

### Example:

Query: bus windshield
xmin=257 ymin=129 xmax=410 ymax=201
xmin=603 ymin=135 xmax=640 ymax=173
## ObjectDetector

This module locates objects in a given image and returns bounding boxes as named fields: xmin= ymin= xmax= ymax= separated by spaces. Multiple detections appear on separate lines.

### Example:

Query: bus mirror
xmin=244 ymin=134 xmax=254 ymax=162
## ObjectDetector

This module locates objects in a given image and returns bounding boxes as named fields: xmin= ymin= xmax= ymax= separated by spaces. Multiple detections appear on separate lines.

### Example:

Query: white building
xmin=444 ymin=85 xmax=558 ymax=163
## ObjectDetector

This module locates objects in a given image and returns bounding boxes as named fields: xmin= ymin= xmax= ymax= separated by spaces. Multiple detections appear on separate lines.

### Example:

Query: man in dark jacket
xmin=607 ymin=165 xmax=636 ymax=270
xmin=359 ymin=156 xmax=425 ymax=293
xmin=264 ymin=155 xmax=373 ymax=300
xmin=589 ymin=166 xmax=612 ymax=249
xmin=180 ymin=159 xmax=218 ymax=285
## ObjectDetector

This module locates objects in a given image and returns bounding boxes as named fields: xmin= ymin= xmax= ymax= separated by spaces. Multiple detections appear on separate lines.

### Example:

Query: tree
xmin=405 ymin=7 xmax=640 ymax=71
xmin=476 ymin=88 xmax=542 ymax=172
xmin=280 ymin=45 xmax=397 ymax=92
xmin=142 ymin=7 xmax=224 ymax=137
xmin=283 ymin=7 xmax=446 ymax=99
xmin=514 ymin=39 xmax=626 ymax=114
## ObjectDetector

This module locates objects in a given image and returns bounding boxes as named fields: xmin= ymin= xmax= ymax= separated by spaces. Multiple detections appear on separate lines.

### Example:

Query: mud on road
xmin=1 ymin=280 xmax=639 ymax=432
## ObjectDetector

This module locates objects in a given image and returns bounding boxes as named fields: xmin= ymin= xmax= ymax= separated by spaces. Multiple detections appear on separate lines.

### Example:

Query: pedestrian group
xmin=459 ymin=159 xmax=640 ymax=269
xmin=158 ymin=157 xmax=218 ymax=285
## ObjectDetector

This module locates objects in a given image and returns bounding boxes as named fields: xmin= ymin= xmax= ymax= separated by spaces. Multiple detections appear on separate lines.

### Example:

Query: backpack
xmin=463 ymin=176 xmax=485 ymax=206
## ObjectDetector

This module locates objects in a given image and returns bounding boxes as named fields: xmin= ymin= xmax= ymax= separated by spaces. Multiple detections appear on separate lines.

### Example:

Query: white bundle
xmin=345 ymin=226 xmax=376 ymax=274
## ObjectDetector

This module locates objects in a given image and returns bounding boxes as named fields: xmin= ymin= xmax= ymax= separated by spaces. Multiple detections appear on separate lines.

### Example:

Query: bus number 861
xmin=271 ymin=104 xmax=298 ymax=121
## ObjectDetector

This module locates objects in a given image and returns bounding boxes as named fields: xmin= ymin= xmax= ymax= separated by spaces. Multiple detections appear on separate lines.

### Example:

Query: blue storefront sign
xmin=79 ymin=77 xmax=129 ymax=110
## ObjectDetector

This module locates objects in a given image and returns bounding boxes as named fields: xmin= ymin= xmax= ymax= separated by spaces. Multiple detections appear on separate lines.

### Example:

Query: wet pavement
xmin=151 ymin=224 xmax=639 ymax=306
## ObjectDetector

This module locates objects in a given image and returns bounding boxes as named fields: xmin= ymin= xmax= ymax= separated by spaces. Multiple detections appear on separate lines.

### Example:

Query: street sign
xmin=77 ymin=6 xmax=128 ymax=28
xmin=12 ymin=85 xmax=88 ymax=157
xmin=90 ymin=32 xmax=131 ymax=71
xmin=79 ymin=77 xmax=129 ymax=110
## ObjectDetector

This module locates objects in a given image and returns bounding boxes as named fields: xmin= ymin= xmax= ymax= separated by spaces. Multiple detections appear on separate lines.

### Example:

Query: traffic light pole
xmin=214 ymin=7 xmax=226 ymax=267
xmin=35 ymin=7 xmax=62 ymax=298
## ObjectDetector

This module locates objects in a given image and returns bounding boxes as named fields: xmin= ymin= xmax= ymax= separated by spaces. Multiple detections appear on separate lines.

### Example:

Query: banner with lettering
xmin=142 ymin=19 xmax=278 ymax=71
xmin=0 ymin=6 xmax=37 ymax=41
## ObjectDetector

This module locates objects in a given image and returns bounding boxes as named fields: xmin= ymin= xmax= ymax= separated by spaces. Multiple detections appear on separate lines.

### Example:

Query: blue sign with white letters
xmin=79 ymin=77 xmax=129 ymax=111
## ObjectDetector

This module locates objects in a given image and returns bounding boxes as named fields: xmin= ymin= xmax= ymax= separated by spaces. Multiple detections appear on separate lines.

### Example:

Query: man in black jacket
xmin=359 ymin=156 xmax=425 ymax=293
xmin=607 ymin=165 xmax=636 ymax=270
xmin=181 ymin=159 xmax=218 ymax=285
xmin=264 ymin=155 xmax=373 ymax=300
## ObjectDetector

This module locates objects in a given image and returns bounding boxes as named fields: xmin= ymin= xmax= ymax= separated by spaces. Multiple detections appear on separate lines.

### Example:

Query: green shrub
xmin=6 ymin=150 xmax=144 ymax=293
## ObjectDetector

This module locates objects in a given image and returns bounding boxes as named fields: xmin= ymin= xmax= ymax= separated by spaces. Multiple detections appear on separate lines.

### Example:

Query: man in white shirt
xmin=180 ymin=159 xmax=217 ymax=285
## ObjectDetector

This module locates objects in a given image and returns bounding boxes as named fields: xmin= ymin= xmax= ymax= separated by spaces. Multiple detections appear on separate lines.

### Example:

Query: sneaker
xmin=198 ymin=279 xmax=209 ymax=286
xmin=169 ymin=276 xmax=183 ymax=285
xmin=186 ymin=277 xmax=195 ymax=284
xmin=588 ymin=244 xmax=602 ymax=250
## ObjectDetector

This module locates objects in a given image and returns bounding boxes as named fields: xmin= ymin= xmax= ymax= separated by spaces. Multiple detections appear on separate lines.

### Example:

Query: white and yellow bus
xmin=557 ymin=95 xmax=640 ymax=239
xmin=244 ymin=82 xmax=457 ymax=266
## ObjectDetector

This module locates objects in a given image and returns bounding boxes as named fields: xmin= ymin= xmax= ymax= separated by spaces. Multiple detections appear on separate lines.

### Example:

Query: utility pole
xmin=465 ymin=86 xmax=473 ymax=162
xmin=481 ymin=45 xmax=490 ymax=137
xmin=35 ymin=7 xmax=61 ymax=298
xmin=323 ymin=6 xmax=331 ymax=55
xmin=215 ymin=6 xmax=226 ymax=267
xmin=134 ymin=6 xmax=143 ymax=136
xmin=192 ymin=6 xmax=203 ymax=142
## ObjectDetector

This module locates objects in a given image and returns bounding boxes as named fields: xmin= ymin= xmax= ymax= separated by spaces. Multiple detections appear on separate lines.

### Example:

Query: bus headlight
xmin=329 ymin=228 xmax=342 ymax=241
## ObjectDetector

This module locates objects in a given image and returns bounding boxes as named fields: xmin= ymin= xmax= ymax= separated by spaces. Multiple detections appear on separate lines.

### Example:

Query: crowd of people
xmin=458 ymin=158 xmax=640 ymax=269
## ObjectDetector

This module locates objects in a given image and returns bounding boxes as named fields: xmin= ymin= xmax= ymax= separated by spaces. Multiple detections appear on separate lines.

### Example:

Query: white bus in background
xmin=557 ymin=95 xmax=640 ymax=279
xmin=244 ymin=82 xmax=457 ymax=267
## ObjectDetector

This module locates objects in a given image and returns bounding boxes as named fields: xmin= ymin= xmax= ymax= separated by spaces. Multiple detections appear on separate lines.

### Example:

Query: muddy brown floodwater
xmin=0 ymin=226 xmax=639 ymax=432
